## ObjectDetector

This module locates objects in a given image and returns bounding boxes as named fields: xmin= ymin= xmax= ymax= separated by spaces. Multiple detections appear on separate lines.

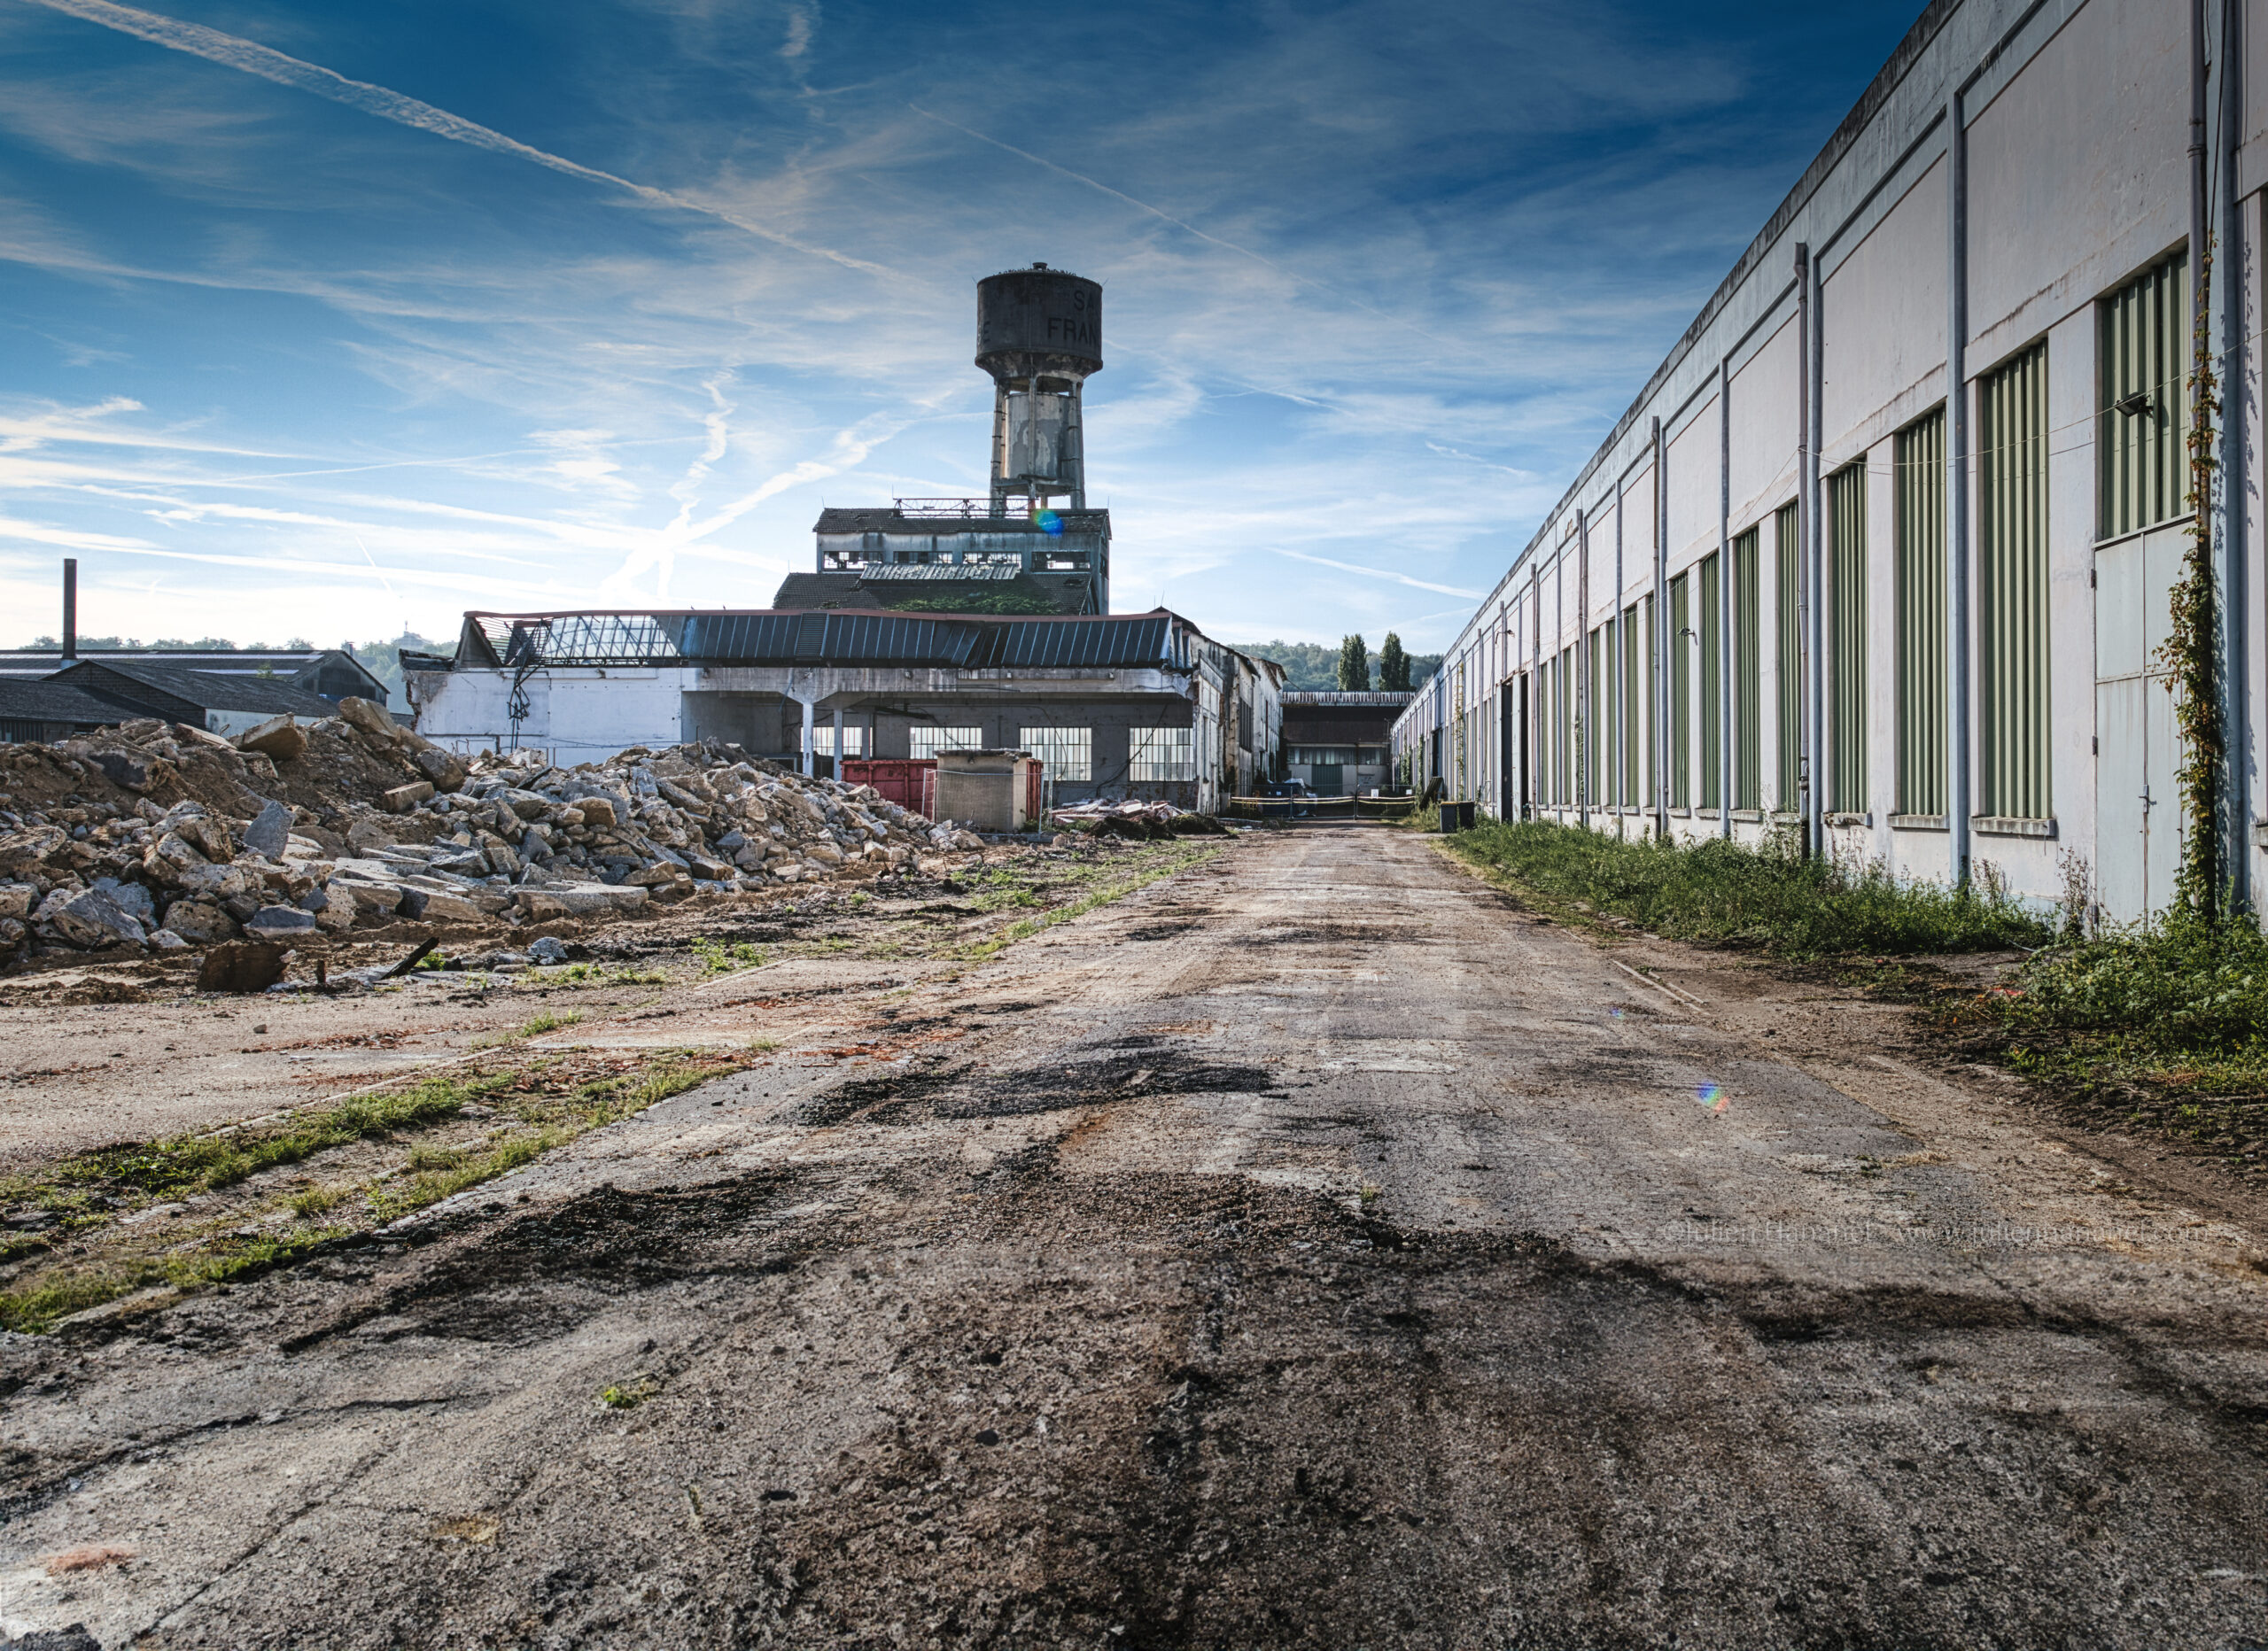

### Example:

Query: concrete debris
xmin=235 ymin=715 xmax=308 ymax=762
xmin=1050 ymin=800 xmax=1231 ymax=841
xmin=0 ymin=695 xmax=1089 ymax=973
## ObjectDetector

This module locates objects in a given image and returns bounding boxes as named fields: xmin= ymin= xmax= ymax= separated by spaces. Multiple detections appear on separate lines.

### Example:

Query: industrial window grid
xmin=1551 ymin=644 xmax=1569 ymax=807
xmin=1622 ymin=599 xmax=1646 ymax=807
xmin=807 ymin=725 xmax=866 ymax=757
xmin=1895 ymin=408 xmax=1948 ymax=816
xmin=1589 ymin=624 xmax=1606 ymax=806
xmin=1830 ymin=461 xmax=1868 ymax=812
xmin=1980 ymin=342 xmax=2052 ymax=820
xmin=1128 ymin=726 xmax=1195 ymax=782
xmin=1774 ymin=501 xmax=1801 ymax=810
xmin=2099 ymin=252 xmax=2191 ymax=540
xmin=1015 ymin=726 xmax=1091 ymax=782
xmin=907 ymin=725 xmax=984 ymax=759
xmin=1733 ymin=526 xmax=1762 ymax=810
xmin=1668 ymin=572 xmax=1691 ymax=809
xmin=1698 ymin=551 xmax=1723 ymax=810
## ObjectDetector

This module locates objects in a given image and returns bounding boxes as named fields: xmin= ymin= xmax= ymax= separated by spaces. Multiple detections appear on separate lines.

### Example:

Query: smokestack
xmin=61 ymin=559 xmax=76 ymax=663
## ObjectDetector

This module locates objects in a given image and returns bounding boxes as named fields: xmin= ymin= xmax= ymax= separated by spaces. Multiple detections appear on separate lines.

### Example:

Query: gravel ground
xmin=1 ymin=827 xmax=2264 ymax=1649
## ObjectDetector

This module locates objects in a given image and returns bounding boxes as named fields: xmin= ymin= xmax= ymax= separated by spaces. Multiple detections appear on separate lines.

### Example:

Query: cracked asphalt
xmin=3 ymin=826 xmax=2265 ymax=1649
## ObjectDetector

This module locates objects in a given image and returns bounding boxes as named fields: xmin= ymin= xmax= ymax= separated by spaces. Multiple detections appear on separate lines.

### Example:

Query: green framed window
xmin=1894 ymin=409 xmax=1946 ymax=816
xmin=1775 ymin=502 xmax=1801 ymax=810
xmin=1980 ymin=343 xmax=2051 ymax=819
xmin=1829 ymin=461 xmax=1868 ymax=812
xmin=1698 ymin=551 xmax=1722 ymax=810
xmin=1669 ymin=573 xmax=1690 ymax=808
xmin=1733 ymin=526 xmax=1761 ymax=810
xmin=2099 ymin=253 xmax=2190 ymax=539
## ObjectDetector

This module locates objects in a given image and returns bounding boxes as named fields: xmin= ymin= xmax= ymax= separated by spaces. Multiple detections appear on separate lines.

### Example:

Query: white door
xmin=2093 ymin=526 xmax=2185 ymax=925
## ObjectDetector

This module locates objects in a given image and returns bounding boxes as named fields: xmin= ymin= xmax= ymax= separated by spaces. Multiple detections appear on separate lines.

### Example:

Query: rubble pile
xmin=0 ymin=698 xmax=998 ymax=964
xmin=1050 ymin=799 xmax=1231 ymax=841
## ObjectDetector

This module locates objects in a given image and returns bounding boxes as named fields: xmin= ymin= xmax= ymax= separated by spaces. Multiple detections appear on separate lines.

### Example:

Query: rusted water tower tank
xmin=975 ymin=263 xmax=1102 ymax=508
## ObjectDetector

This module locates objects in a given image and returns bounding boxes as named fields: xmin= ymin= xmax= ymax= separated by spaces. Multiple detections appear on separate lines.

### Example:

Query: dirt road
xmin=4 ymin=827 xmax=2265 ymax=1649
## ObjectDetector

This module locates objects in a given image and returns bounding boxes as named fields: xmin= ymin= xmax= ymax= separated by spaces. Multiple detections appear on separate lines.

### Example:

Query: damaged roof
xmin=457 ymin=608 xmax=1182 ymax=672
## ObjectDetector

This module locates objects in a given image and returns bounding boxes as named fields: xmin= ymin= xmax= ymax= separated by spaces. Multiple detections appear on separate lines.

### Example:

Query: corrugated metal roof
xmin=453 ymin=608 xmax=1185 ymax=671
xmin=987 ymin=614 xmax=1170 ymax=668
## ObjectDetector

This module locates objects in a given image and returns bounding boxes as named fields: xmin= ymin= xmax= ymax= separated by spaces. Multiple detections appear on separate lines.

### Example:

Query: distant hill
xmin=1234 ymin=639 xmax=1439 ymax=693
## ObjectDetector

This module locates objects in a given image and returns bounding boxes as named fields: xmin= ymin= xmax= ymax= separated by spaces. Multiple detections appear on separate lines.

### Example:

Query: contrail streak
xmin=1270 ymin=546 xmax=1481 ymax=600
xmin=22 ymin=0 xmax=890 ymax=275
xmin=911 ymin=104 xmax=1453 ymax=352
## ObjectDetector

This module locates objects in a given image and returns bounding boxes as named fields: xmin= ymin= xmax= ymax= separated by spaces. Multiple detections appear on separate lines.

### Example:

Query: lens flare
xmin=1696 ymin=1081 xmax=1727 ymax=1113
xmin=1031 ymin=507 xmax=1064 ymax=536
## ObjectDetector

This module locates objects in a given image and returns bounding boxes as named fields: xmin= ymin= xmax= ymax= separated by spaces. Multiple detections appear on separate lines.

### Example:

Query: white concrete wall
xmin=416 ymin=668 xmax=693 ymax=765
xmin=1395 ymin=0 xmax=2262 ymax=922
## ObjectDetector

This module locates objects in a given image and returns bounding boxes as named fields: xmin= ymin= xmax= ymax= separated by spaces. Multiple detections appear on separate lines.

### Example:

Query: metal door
xmin=1311 ymin=763 xmax=1343 ymax=796
xmin=2093 ymin=525 xmax=2184 ymax=924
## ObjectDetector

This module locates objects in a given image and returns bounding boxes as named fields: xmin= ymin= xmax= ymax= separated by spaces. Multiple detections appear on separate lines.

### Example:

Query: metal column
xmin=1946 ymin=93 xmax=1974 ymax=888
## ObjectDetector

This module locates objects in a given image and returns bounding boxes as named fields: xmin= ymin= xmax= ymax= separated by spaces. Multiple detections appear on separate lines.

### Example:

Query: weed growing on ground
xmin=1446 ymin=819 xmax=2046 ymax=959
xmin=599 ymin=1374 xmax=661 ymax=1409
xmin=1948 ymin=909 xmax=2268 ymax=1109
xmin=475 ymin=1009 xmax=585 ymax=1048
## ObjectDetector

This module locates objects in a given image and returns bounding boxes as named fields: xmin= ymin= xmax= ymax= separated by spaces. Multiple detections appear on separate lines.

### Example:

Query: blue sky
xmin=0 ymin=0 xmax=1922 ymax=653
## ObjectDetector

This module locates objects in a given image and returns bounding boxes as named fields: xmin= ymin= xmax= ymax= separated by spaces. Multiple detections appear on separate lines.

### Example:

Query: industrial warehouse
xmin=1394 ymin=0 xmax=2259 ymax=927
xmin=408 ymin=265 xmax=1285 ymax=812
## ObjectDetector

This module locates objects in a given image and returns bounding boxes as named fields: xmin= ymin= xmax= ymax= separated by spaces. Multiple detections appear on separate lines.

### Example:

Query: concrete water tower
xmin=976 ymin=263 xmax=1101 ymax=511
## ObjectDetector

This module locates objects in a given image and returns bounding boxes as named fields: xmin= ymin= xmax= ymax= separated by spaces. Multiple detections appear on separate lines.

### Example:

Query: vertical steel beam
xmin=1653 ymin=415 xmax=1670 ymax=838
xmin=1946 ymin=93 xmax=1973 ymax=888
xmin=1795 ymin=245 xmax=1814 ymax=853
xmin=1719 ymin=358 xmax=1734 ymax=838
xmin=1577 ymin=508 xmax=1591 ymax=827
xmin=2215 ymin=0 xmax=2249 ymax=905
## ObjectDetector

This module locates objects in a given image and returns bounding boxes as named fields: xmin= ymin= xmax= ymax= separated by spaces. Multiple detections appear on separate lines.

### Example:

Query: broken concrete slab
xmin=241 ymin=799 xmax=293 ymax=860
xmin=245 ymin=905 xmax=319 ymax=940
xmin=234 ymin=715 xmax=308 ymax=762
xmin=384 ymin=781 xmax=436 ymax=814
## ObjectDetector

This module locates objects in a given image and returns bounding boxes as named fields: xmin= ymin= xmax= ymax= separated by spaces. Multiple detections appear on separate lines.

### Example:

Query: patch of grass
xmin=27 ymin=1075 xmax=502 ymax=1205
xmin=1444 ymin=819 xmax=2046 ymax=960
xmin=369 ymin=1131 xmax=555 ymax=1222
xmin=0 ymin=1225 xmax=352 ymax=1333
xmin=474 ymin=1009 xmax=585 ymax=1049
xmin=288 ymin=1183 xmax=352 ymax=1221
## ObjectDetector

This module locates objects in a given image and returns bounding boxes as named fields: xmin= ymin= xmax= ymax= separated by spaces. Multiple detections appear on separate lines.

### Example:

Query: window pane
xmin=1895 ymin=410 xmax=1947 ymax=816
xmin=1830 ymin=461 xmax=1868 ymax=812
xmin=908 ymin=726 xmax=983 ymax=759
xmin=1129 ymin=726 xmax=1194 ymax=782
xmin=1017 ymin=726 xmax=1092 ymax=781
xmin=1734 ymin=527 xmax=1761 ymax=810
xmin=2099 ymin=253 xmax=2189 ymax=539
xmin=1981 ymin=342 xmax=2051 ymax=819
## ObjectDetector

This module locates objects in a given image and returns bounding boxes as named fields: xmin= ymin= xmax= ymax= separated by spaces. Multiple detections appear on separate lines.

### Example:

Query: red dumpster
xmin=842 ymin=758 xmax=936 ymax=818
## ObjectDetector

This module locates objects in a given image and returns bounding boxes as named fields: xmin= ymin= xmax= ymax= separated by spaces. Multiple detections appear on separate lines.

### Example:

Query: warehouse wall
xmin=1397 ymin=0 xmax=2262 ymax=927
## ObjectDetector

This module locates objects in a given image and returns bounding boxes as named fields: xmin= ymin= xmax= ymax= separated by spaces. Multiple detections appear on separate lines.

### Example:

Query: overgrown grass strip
xmin=1443 ymin=819 xmax=2047 ymax=959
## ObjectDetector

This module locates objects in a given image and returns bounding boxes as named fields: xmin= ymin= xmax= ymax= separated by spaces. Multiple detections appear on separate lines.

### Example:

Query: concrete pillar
xmin=832 ymin=705 xmax=846 ymax=779
xmin=800 ymin=699 xmax=815 ymax=778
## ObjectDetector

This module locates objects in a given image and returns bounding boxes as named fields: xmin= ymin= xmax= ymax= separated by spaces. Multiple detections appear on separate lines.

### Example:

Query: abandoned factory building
xmin=409 ymin=608 xmax=1283 ymax=813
